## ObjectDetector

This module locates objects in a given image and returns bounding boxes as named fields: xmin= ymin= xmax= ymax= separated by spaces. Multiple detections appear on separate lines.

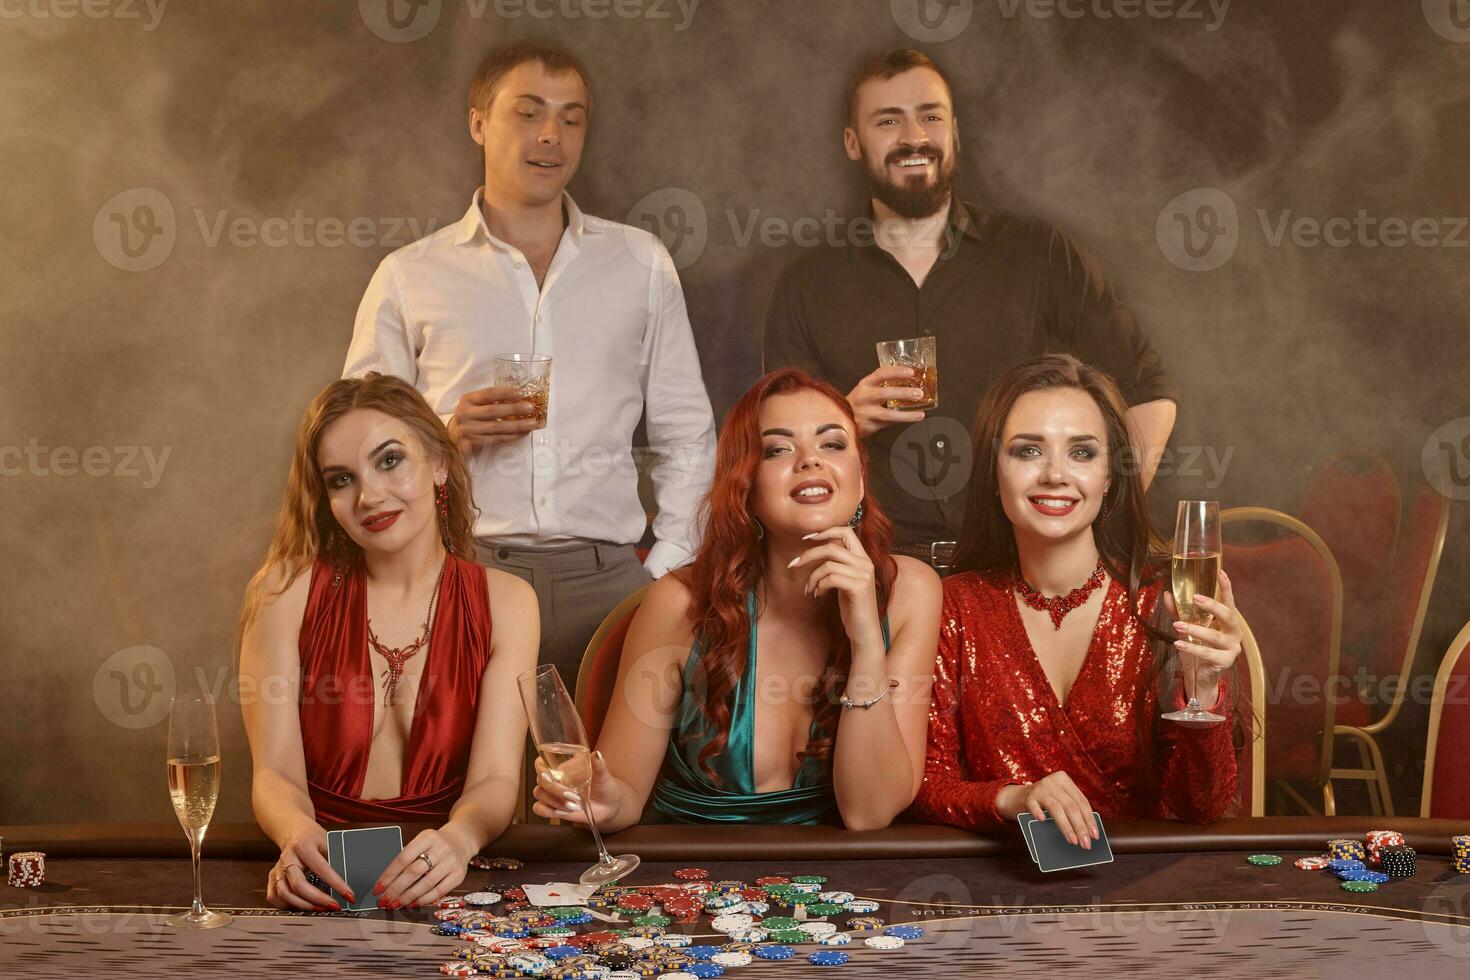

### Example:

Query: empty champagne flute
xmin=1162 ymin=500 xmax=1226 ymax=725
xmin=517 ymin=665 xmax=639 ymax=886
xmin=165 ymin=694 xmax=231 ymax=929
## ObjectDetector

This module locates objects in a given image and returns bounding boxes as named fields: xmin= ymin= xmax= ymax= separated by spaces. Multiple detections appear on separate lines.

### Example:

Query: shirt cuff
xmin=644 ymin=540 xmax=693 ymax=580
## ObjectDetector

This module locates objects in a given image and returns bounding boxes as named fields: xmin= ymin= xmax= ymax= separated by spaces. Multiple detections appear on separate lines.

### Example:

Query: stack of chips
xmin=1452 ymin=835 xmax=1470 ymax=874
xmin=1380 ymin=845 xmax=1417 ymax=878
xmin=1366 ymin=829 xmax=1406 ymax=863
xmin=1328 ymin=838 xmax=1367 ymax=862
xmin=7 ymin=850 xmax=44 ymax=888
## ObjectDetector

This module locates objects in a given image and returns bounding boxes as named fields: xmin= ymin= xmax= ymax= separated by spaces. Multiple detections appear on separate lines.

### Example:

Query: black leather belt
xmin=893 ymin=540 xmax=958 ymax=570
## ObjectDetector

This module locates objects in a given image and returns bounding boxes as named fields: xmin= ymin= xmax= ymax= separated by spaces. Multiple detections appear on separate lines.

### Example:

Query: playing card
xmin=1019 ymin=812 xmax=1114 ymax=873
xmin=521 ymin=882 xmax=598 ymax=906
xmin=337 ymin=825 xmax=403 ymax=910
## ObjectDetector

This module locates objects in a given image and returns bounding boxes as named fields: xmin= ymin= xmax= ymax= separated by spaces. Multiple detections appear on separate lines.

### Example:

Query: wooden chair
xmin=1420 ymin=618 xmax=1470 ymax=818
xmin=1331 ymin=486 xmax=1449 ymax=815
xmin=1235 ymin=613 xmax=1268 ymax=817
xmin=573 ymin=584 xmax=652 ymax=745
xmin=1222 ymin=507 xmax=1343 ymax=815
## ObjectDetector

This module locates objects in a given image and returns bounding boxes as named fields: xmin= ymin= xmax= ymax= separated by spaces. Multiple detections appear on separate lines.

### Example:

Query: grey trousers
xmin=475 ymin=539 xmax=653 ymax=690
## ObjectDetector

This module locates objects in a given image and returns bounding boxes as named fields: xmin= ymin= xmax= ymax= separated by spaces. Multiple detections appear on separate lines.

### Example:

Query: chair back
xmin=1222 ymin=507 xmax=1343 ymax=790
xmin=1422 ymin=619 xmax=1470 ymax=819
xmin=1234 ymin=613 xmax=1268 ymax=816
xmin=573 ymin=585 xmax=651 ymax=746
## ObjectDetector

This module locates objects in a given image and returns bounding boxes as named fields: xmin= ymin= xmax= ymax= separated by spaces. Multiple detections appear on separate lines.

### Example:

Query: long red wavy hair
xmin=674 ymin=369 xmax=898 ymax=784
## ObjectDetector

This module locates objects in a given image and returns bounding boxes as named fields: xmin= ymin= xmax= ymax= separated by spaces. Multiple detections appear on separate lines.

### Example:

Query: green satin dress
xmin=649 ymin=592 xmax=889 ymax=825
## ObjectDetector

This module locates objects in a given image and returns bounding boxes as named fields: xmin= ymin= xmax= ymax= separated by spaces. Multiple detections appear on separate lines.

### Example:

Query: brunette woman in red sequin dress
xmin=908 ymin=355 xmax=1244 ymax=846
xmin=238 ymin=373 xmax=538 ymax=911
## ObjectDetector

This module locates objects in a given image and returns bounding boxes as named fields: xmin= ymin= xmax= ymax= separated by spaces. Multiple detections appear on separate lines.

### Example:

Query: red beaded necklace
xmin=1014 ymin=559 xmax=1106 ymax=630
xmin=366 ymin=552 xmax=448 ymax=707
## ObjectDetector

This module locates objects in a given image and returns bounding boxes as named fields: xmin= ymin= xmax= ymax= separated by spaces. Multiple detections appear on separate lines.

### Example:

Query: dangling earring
xmin=847 ymin=501 xmax=865 ymax=528
xmin=1098 ymin=493 xmax=1111 ymax=523
xmin=328 ymin=526 xmax=348 ymax=589
xmin=436 ymin=482 xmax=450 ymax=547
xmin=752 ymin=516 xmax=765 ymax=541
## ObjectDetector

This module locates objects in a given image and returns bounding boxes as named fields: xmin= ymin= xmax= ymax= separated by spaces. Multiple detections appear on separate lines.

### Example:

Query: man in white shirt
xmin=345 ymin=42 xmax=716 ymax=685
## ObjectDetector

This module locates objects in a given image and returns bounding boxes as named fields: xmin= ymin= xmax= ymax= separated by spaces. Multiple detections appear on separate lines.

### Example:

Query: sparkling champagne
xmin=540 ymin=741 xmax=594 ymax=790
xmin=1171 ymin=551 xmax=1221 ymax=628
xmin=167 ymin=755 xmax=220 ymax=833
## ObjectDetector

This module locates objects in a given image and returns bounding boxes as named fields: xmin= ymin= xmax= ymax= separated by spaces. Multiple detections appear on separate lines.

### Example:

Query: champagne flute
xmin=1162 ymin=500 xmax=1226 ymax=725
xmin=165 ymin=694 xmax=231 ymax=929
xmin=517 ymin=665 xmax=639 ymax=887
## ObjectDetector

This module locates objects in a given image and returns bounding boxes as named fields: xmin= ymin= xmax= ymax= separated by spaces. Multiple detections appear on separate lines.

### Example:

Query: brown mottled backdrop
xmin=2 ymin=0 xmax=1467 ymax=826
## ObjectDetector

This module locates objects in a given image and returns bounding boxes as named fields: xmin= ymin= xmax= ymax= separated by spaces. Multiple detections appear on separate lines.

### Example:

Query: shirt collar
xmin=453 ymin=187 xmax=595 ymax=248
xmin=861 ymin=196 xmax=983 ymax=250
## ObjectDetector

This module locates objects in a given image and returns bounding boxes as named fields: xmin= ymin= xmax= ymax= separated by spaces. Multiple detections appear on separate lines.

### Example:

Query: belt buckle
xmin=929 ymin=540 xmax=958 ymax=569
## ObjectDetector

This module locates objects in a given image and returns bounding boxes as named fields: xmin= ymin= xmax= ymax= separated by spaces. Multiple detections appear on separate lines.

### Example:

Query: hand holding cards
xmin=1018 ymin=812 xmax=1115 ymax=872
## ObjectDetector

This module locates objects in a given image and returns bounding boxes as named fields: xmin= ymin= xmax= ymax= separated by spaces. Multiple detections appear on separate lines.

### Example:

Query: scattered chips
xmin=1341 ymin=880 xmax=1379 ymax=893
xmin=754 ymin=944 xmax=796 ymax=960
xmin=810 ymin=950 xmax=851 ymax=966
xmin=865 ymin=935 xmax=905 ymax=950
xmin=1294 ymin=856 xmax=1330 ymax=870
xmin=1247 ymin=854 xmax=1283 ymax=866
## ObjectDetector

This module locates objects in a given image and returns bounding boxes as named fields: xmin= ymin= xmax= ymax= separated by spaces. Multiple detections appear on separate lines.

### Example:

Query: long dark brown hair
xmin=953 ymin=355 xmax=1247 ymax=799
xmin=675 ymin=369 xmax=898 ymax=785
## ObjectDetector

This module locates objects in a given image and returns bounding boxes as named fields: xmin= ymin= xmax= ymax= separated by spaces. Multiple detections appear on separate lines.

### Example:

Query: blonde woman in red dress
xmin=238 ymin=373 xmax=537 ymax=911
xmin=908 ymin=355 xmax=1243 ymax=846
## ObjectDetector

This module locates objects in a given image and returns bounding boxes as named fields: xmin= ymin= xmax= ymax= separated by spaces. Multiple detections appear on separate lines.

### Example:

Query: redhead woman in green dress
xmin=532 ymin=369 xmax=941 ymax=830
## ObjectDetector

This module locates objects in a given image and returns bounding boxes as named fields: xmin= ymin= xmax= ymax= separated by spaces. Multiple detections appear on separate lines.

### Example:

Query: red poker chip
xmin=741 ymin=888 xmax=768 ymax=902
xmin=674 ymin=868 xmax=709 ymax=881
xmin=578 ymin=931 xmax=619 ymax=945
xmin=1294 ymin=856 xmax=1331 ymax=870
xmin=502 ymin=887 xmax=528 ymax=901
xmin=755 ymin=876 xmax=790 ymax=886
xmin=617 ymin=895 xmax=654 ymax=912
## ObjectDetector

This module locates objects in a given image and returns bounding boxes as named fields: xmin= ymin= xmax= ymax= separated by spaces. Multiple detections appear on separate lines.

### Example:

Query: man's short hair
xmin=467 ymin=41 xmax=592 ymax=116
xmin=845 ymin=48 xmax=952 ymax=127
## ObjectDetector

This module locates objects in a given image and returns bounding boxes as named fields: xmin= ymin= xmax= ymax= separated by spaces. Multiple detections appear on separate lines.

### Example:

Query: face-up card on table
xmin=327 ymin=826 xmax=403 ymax=910
xmin=1018 ymin=812 xmax=1114 ymax=873
xmin=522 ymin=882 xmax=598 ymax=907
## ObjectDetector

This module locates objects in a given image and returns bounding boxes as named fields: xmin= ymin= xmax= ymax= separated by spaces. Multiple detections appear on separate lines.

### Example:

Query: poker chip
xmin=792 ymin=875 xmax=827 ymax=885
xmin=1294 ymin=856 xmax=1331 ymax=870
xmin=1380 ymin=845 xmax=1417 ymax=878
xmin=1341 ymin=880 xmax=1379 ymax=893
xmin=884 ymin=925 xmax=925 ymax=940
xmin=843 ymin=900 xmax=880 ymax=914
xmin=632 ymin=915 xmax=671 ymax=927
xmin=710 ymin=952 xmax=751 ymax=967
xmin=1327 ymin=839 xmax=1367 ymax=862
xmin=762 ymin=916 xmax=800 ymax=931
xmin=657 ymin=973 xmax=698 ymax=980
xmin=753 ymin=944 xmax=796 ymax=960
xmin=1339 ymin=870 xmax=1391 ymax=884
xmin=6 ymin=851 xmax=44 ymax=888
xmin=655 ymin=933 xmax=692 ymax=948
xmin=1326 ymin=859 xmax=1365 ymax=872
xmin=686 ymin=965 xmax=725 ymax=979
xmin=864 ymin=935 xmax=904 ymax=950
xmin=441 ymin=962 xmax=477 ymax=976
xmin=1452 ymin=835 xmax=1470 ymax=874
xmin=807 ymin=949 xmax=850 ymax=966
xmin=819 ymin=932 xmax=852 ymax=946
xmin=818 ymin=890 xmax=856 ymax=905
xmin=755 ymin=876 xmax=790 ymax=886
xmin=768 ymin=930 xmax=808 ymax=944
xmin=710 ymin=913 xmax=754 ymax=933
xmin=465 ymin=892 xmax=502 ymax=907
xmin=1247 ymin=854 xmax=1283 ymax=866
xmin=674 ymin=868 xmax=709 ymax=881
xmin=799 ymin=921 xmax=839 ymax=938
xmin=846 ymin=916 xmax=884 ymax=932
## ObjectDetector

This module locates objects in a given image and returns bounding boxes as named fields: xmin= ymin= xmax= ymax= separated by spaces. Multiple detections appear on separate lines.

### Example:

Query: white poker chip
xmin=865 ymin=935 xmax=904 ymax=950
xmin=711 ymin=913 xmax=754 ymax=933
xmin=605 ymin=973 xmax=642 ymax=980
xmin=818 ymin=891 xmax=856 ymax=905
xmin=655 ymin=933 xmax=693 ymax=947
xmin=657 ymin=974 xmax=698 ymax=980
xmin=818 ymin=932 xmax=853 ymax=946
xmin=844 ymin=900 xmax=880 ymax=914
xmin=464 ymin=891 xmax=502 ymax=906
xmin=710 ymin=952 xmax=753 ymax=967
xmin=792 ymin=882 xmax=821 ymax=893
xmin=623 ymin=936 xmax=655 ymax=950
xmin=744 ymin=900 xmax=770 ymax=916
xmin=729 ymin=928 xmax=769 ymax=943
xmin=507 ymin=953 xmax=553 ymax=970
xmin=799 ymin=921 xmax=838 ymax=938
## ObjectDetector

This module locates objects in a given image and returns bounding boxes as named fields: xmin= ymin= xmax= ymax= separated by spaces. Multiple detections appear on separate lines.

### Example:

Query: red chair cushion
xmin=582 ymin=608 xmax=641 ymax=746
xmin=1429 ymin=634 xmax=1470 ymax=819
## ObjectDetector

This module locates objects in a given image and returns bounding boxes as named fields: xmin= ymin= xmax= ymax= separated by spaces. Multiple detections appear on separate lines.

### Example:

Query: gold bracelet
xmin=839 ymin=677 xmax=899 ymax=710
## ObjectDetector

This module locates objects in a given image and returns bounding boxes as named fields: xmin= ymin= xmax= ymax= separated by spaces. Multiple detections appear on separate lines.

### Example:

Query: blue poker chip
xmin=883 ymin=925 xmax=925 ymax=940
xmin=431 ymin=924 xmax=463 ymax=937
xmin=686 ymin=965 xmax=726 ymax=978
xmin=556 ymin=912 xmax=594 ymax=926
xmin=543 ymin=945 xmax=583 ymax=960
xmin=686 ymin=946 xmax=724 ymax=961
xmin=1339 ymin=869 xmax=1391 ymax=884
xmin=1326 ymin=859 xmax=1365 ymax=871
xmin=754 ymin=945 xmax=796 ymax=960
xmin=809 ymin=950 xmax=851 ymax=966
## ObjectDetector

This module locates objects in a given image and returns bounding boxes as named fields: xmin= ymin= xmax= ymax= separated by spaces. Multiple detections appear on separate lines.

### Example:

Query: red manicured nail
xmin=330 ymin=902 xmax=341 ymax=911
xmin=372 ymin=884 xmax=382 ymax=897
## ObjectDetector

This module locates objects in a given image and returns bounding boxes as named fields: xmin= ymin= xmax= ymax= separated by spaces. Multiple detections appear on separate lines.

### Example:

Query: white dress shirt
xmin=344 ymin=189 xmax=716 ymax=578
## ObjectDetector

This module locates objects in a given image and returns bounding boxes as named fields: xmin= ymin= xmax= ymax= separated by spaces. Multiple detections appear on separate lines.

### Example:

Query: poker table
xmin=4 ymin=817 xmax=1470 ymax=978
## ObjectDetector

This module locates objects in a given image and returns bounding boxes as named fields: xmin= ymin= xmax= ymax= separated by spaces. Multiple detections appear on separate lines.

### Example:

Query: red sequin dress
xmin=907 ymin=568 xmax=1237 ymax=831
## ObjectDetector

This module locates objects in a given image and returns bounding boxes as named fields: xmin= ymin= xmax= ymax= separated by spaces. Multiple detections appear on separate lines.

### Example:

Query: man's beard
xmin=863 ymin=144 xmax=956 ymax=220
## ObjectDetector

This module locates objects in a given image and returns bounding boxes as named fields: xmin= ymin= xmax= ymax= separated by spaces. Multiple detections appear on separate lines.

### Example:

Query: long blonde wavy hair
xmin=236 ymin=372 xmax=479 ymax=646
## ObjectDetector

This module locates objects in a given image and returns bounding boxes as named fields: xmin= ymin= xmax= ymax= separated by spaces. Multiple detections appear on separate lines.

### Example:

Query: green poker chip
xmin=632 ymin=915 xmax=671 ymax=927
xmin=805 ymin=903 xmax=845 ymax=917
xmin=549 ymin=906 xmax=587 ymax=918
xmin=792 ymin=875 xmax=828 ymax=885
xmin=761 ymin=916 xmax=800 ymax=931
xmin=1342 ymin=880 xmax=1379 ymax=893
xmin=1247 ymin=854 xmax=1283 ymax=866
xmin=768 ymin=930 xmax=809 ymax=944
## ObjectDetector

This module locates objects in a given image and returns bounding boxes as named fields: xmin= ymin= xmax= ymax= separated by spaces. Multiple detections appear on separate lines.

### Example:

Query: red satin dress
xmin=907 ymin=567 xmax=1236 ymax=832
xmin=297 ymin=553 xmax=493 ymax=824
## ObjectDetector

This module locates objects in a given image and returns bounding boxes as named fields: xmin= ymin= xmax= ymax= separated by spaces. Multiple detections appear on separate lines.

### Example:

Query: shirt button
xmin=514 ymin=261 xmax=523 ymax=269
xmin=538 ymin=496 xmax=547 ymax=506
